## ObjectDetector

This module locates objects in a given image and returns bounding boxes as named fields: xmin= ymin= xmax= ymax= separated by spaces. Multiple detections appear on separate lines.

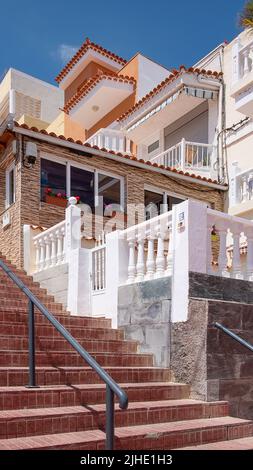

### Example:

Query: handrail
xmin=214 ymin=322 xmax=253 ymax=352
xmin=0 ymin=258 xmax=128 ymax=449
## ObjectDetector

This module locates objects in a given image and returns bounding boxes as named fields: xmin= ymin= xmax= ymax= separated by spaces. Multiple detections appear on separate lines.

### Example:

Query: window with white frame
xmin=40 ymin=156 xmax=124 ymax=214
xmin=144 ymin=186 xmax=185 ymax=220
xmin=6 ymin=164 xmax=15 ymax=208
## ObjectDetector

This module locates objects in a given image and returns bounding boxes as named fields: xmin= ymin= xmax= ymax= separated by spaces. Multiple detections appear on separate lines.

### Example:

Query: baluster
xmin=56 ymin=230 xmax=63 ymax=265
xmin=136 ymin=233 xmax=145 ymax=282
xmin=232 ymin=230 xmax=243 ymax=279
xmin=166 ymin=225 xmax=173 ymax=275
xmin=146 ymin=229 xmax=155 ymax=280
xmin=156 ymin=226 xmax=165 ymax=277
xmin=50 ymin=234 xmax=57 ymax=267
xmin=207 ymin=223 xmax=213 ymax=274
xmin=34 ymin=240 xmax=40 ymax=273
xmin=98 ymin=248 xmax=102 ymax=290
xmin=102 ymin=247 xmax=105 ymax=289
xmin=246 ymin=234 xmax=253 ymax=281
xmin=61 ymin=227 xmax=66 ymax=263
xmin=39 ymin=239 xmax=46 ymax=271
xmin=44 ymin=236 xmax=51 ymax=269
xmin=217 ymin=228 xmax=229 ymax=277
xmin=127 ymin=237 xmax=136 ymax=283
xmin=242 ymin=49 xmax=250 ymax=76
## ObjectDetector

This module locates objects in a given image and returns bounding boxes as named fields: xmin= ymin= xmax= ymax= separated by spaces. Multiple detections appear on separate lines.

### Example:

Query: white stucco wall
xmin=0 ymin=68 xmax=63 ymax=124
xmin=136 ymin=54 xmax=169 ymax=101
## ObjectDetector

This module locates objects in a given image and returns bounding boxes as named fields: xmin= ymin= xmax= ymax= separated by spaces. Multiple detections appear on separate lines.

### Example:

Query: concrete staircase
xmin=0 ymin=255 xmax=253 ymax=450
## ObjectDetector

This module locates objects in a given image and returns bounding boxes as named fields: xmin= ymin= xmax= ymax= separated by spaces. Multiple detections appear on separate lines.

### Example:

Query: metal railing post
xmin=28 ymin=299 xmax=36 ymax=387
xmin=106 ymin=384 xmax=115 ymax=450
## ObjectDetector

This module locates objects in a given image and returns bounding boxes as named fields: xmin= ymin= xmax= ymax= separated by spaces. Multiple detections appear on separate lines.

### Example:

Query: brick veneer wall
xmin=0 ymin=136 xmax=225 ymax=268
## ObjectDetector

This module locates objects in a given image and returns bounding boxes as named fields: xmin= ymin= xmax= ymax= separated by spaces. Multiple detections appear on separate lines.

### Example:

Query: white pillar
xmin=246 ymin=235 xmax=253 ymax=281
xmin=180 ymin=138 xmax=186 ymax=169
xmin=65 ymin=198 xmax=81 ymax=263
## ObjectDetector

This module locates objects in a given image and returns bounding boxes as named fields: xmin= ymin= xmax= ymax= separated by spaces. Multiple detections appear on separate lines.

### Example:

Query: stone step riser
xmin=0 ymin=403 xmax=229 ymax=440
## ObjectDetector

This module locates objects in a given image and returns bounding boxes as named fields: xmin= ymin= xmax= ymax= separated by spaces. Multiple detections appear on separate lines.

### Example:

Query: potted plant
xmin=44 ymin=188 xmax=81 ymax=208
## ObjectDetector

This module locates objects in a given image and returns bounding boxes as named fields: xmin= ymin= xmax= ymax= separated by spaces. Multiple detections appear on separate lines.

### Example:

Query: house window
xmin=6 ymin=164 xmax=15 ymax=208
xmin=98 ymin=173 xmax=122 ymax=212
xmin=144 ymin=187 xmax=184 ymax=219
xmin=71 ymin=166 xmax=94 ymax=207
xmin=148 ymin=140 xmax=159 ymax=154
xmin=41 ymin=158 xmax=67 ymax=202
xmin=40 ymin=156 xmax=123 ymax=214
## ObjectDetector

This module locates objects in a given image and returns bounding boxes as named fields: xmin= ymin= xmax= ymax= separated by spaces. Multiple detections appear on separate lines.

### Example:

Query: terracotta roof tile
xmin=118 ymin=66 xmax=223 ymax=122
xmin=12 ymin=121 xmax=226 ymax=187
xmin=55 ymin=38 xmax=127 ymax=83
xmin=63 ymin=73 xmax=136 ymax=114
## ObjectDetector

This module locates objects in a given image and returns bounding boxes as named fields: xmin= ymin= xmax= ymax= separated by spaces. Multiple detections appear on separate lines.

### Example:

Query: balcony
xmin=229 ymin=167 xmax=253 ymax=217
xmin=231 ymin=39 xmax=253 ymax=117
xmin=85 ymin=128 xmax=132 ymax=154
xmin=149 ymin=139 xmax=216 ymax=176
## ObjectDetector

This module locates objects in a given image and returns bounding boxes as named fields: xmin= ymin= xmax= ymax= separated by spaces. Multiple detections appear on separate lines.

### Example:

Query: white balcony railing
xmin=122 ymin=211 xmax=173 ymax=284
xmin=85 ymin=128 xmax=132 ymax=154
xmin=235 ymin=39 xmax=253 ymax=82
xmin=91 ymin=233 xmax=106 ymax=292
xmin=150 ymin=139 xmax=215 ymax=172
xmin=235 ymin=169 xmax=253 ymax=205
xmin=33 ymin=220 xmax=66 ymax=272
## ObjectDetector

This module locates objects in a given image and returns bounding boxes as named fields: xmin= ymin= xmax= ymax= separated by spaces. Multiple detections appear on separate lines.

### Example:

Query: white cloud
xmin=56 ymin=44 xmax=78 ymax=64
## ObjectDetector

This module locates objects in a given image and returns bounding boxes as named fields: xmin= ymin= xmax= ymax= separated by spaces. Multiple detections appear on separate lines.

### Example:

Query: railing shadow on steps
xmin=0 ymin=258 xmax=128 ymax=450
xmin=214 ymin=322 xmax=253 ymax=352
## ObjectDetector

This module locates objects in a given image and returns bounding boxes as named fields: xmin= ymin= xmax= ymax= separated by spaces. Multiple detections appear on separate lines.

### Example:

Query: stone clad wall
xmin=118 ymin=277 xmax=172 ymax=368
xmin=171 ymin=272 xmax=253 ymax=419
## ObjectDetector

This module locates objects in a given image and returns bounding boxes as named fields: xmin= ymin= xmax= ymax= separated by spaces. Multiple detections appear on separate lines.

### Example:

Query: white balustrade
xmin=237 ymin=40 xmax=253 ymax=81
xmin=233 ymin=168 xmax=253 ymax=205
xmin=122 ymin=211 xmax=173 ymax=284
xmin=150 ymin=139 xmax=215 ymax=174
xmin=207 ymin=209 xmax=253 ymax=281
xmin=33 ymin=221 xmax=66 ymax=272
xmin=91 ymin=233 xmax=106 ymax=292
xmin=85 ymin=128 xmax=132 ymax=154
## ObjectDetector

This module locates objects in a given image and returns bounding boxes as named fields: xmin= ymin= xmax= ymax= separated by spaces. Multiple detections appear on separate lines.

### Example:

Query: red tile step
xmin=0 ymin=310 xmax=112 ymax=329
xmin=0 ymin=323 xmax=124 ymax=341
xmin=0 ymin=366 xmax=172 ymax=387
xmin=0 ymin=382 xmax=190 ymax=410
xmin=179 ymin=437 xmax=253 ymax=450
xmin=0 ymin=416 xmax=251 ymax=450
xmin=0 ymin=400 xmax=229 ymax=439
xmin=0 ymin=336 xmax=138 ymax=354
xmin=0 ymin=350 xmax=154 ymax=367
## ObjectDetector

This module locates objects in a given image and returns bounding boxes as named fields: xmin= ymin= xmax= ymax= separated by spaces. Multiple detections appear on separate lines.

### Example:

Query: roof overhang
xmin=119 ymin=72 xmax=220 ymax=141
xmin=68 ymin=77 xmax=135 ymax=129
xmin=59 ymin=49 xmax=123 ymax=90
xmin=7 ymin=124 xmax=228 ymax=191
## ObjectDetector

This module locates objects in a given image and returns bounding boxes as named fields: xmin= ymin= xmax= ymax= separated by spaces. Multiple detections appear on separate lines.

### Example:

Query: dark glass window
xmin=70 ymin=166 xmax=94 ymax=208
xmin=145 ymin=190 xmax=164 ymax=219
xmin=98 ymin=174 xmax=121 ymax=213
xmin=41 ymin=159 xmax=66 ymax=202
xmin=148 ymin=140 xmax=159 ymax=154
xmin=168 ymin=196 xmax=184 ymax=210
xmin=8 ymin=169 xmax=15 ymax=205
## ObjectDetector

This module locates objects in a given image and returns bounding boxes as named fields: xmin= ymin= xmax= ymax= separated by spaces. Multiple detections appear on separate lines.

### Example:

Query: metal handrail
xmin=214 ymin=322 xmax=253 ymax=352
xmin=0 ymin=258 xmax=128 ymax=449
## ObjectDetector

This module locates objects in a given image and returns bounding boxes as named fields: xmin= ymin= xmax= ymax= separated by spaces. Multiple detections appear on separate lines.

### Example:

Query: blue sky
xmin=0 ymin=0 xmax=246 ymax=85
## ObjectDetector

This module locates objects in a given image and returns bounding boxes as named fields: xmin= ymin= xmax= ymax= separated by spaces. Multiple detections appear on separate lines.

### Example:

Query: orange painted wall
xmin=119 ymin=55 xmax=139 ymax=82
xmin=65 ymin=62 xmax=116 ymax=103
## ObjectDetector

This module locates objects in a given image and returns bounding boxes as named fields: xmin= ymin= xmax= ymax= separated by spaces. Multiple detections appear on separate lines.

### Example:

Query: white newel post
xmin=171 ymin=200 xmax=208 ymax=322
xmin=99 ymin=230 xmax=128 ymax=328
xmin=229 ymin=162 xmax=240 ymax=207
xmin=23 ymin=225 xmax=42 ymax=275
xmin=65 ymin=198 xmax=91 ymax=316
xmin=232 ymin=39 xmax=240 ymax=84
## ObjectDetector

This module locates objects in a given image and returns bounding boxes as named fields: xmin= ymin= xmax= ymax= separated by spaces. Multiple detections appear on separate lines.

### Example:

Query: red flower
xmin=75 ymin=196 xmax=80 ymax=201
xmin=57 ymin=192 xmax=62 ymax=198
xmin=46 ymin=188 xmax=52 ymax=194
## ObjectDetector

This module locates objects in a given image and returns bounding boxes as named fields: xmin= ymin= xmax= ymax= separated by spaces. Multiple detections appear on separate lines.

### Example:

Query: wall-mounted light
xmin=23 ymin=141 xmax=37 ymax=168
